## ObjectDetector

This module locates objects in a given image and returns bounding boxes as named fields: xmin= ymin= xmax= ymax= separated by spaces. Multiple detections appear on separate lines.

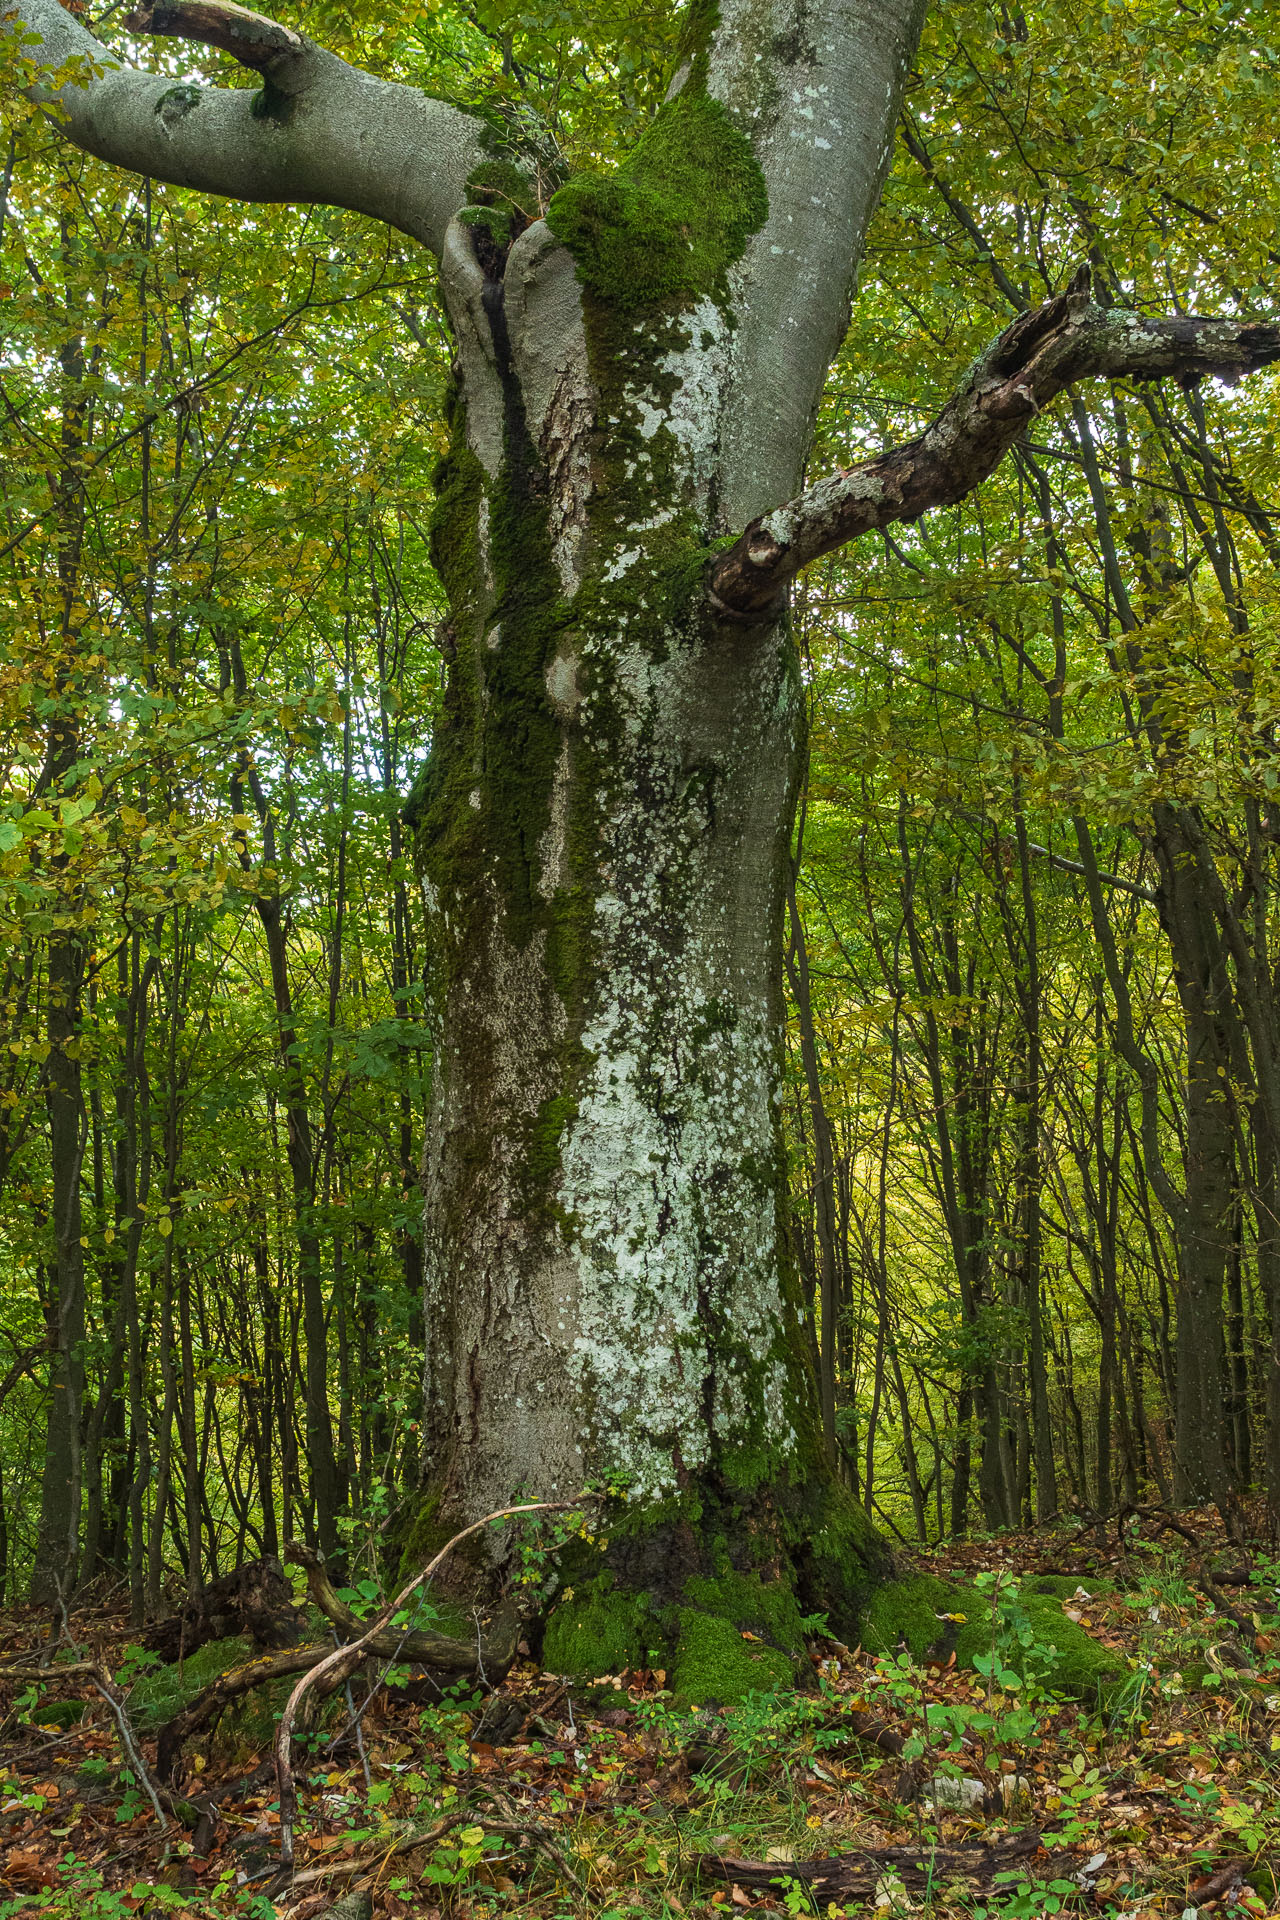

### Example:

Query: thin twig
xmin=271 ymin=1497 xmax=585 ymax=1885
xmin=91 ymin=1663 xmax=170 ymax=1843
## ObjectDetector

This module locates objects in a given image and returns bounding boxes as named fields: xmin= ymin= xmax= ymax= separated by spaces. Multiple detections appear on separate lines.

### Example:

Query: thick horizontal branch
xmin=5 ymin=0 xmax=481 ymax=256
xmin=709 ymin=270 xmax=1280 ymax=616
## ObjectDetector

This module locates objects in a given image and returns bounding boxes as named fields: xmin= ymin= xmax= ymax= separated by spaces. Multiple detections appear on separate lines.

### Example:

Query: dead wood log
xmin=693 ymin=1830 xmax=1080 ymax=1900
xmin=155 ymin=1643 xmax=332 ymax=1783
xmin=144 ymin=1554 xmax=305 ymax=1663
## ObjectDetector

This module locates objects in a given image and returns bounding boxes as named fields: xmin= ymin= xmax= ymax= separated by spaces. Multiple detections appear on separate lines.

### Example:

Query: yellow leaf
xmin=158 ymin=1216 xmax=172 ymax=1238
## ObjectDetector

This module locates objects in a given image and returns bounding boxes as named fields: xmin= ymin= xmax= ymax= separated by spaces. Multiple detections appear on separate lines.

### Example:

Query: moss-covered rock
xmin=862 ymin=1573 xmax=1125 ymax=1701
xmin=28 ymin=1698 xmax=85 ymax=1729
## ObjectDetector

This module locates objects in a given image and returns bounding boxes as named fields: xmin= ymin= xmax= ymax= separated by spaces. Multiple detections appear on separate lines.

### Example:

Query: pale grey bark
xmin=703 ymin=0 xmax=928 ymax=526
xmin=403 ymin=0 xmax=930 ymax=1527
xmin=6 ymin=0 xmax=480 ymax=254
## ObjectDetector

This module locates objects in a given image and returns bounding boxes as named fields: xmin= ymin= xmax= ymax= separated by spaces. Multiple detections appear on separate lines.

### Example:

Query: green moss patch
xmin=127 ymin=1635 xmax=254 ymax=1731
xmin=542 ymin=1579 xmax=655 ymax=1679
xmin=862 ymin=1573 xmax=1125 ymax=1701
xmin=547 ymin=91 xmax=767 ymax=309
xmin=671 ymin=1610 xmax=792 ymax=1705
xmin=28 ymin=1698 xmax=85 ymax=1729
xmin=684 ymin=1570 xmax=805 ymax=1653
xmin=128 ymin=1633 xmax=343 ymax=1763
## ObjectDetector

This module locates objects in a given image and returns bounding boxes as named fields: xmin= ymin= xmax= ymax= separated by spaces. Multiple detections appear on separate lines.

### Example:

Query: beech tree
xmin=9 ymin=0 xmax=1280 ymax=1671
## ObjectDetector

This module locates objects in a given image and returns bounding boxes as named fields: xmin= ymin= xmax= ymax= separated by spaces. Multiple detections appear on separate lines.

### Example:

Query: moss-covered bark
xmin=862 ymin=1572 xmax=1126 ymax=1701
xmin=395 ymin=0 xmax=926 ymax=1671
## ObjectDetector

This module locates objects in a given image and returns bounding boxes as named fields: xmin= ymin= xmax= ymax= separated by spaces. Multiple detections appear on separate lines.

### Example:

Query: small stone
xmin=318 ymin=1892 xmax=373 ymax=1920
xmin=923 ymin=1775 xmax=986 ymax=1812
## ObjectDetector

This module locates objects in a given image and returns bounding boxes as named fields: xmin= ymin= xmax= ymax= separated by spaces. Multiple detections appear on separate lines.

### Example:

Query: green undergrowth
xmin=863 ymin=1571 xmax=1125 ymax=1699
xmin=18 ymin=1535 xmax=1280 ymax=1920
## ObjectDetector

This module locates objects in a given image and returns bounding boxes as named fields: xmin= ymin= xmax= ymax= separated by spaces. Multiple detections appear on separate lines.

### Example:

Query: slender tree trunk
xmin=31 ymin=243 xmax=91 ymax=1606
xmin=786 ymin=865 xmax=840 ymax=1462
xmin=225 ymin=634 xmax=343 ymax=1561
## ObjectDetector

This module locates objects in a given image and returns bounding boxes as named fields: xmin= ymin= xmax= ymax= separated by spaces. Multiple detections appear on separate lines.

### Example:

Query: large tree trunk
xmin=408 ymin=257 xmax=886 ymax=1653
xmin=402 ymin=5 xmax=926 ymax=1664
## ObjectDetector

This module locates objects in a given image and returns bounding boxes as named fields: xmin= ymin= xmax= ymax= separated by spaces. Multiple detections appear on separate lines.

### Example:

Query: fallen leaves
xmin=5 ymin=1514 xmax=1280 ymax=1918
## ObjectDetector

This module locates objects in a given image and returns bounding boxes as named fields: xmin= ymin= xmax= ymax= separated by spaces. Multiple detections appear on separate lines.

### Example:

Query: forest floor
xmin=3 ymin=1509 xmax=1280 ymax=1920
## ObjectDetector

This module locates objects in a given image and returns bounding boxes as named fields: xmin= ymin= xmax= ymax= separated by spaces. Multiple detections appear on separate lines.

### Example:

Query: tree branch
xmin=4 ymin=0 xmax=482 ymax=256
xmin=1021 ymin=839 xmax=1156 ymax=905
xmin=123 ymin=3 xmax=306 ymax=86
xmin=709 ymin=270 xmax=1280 ymax=617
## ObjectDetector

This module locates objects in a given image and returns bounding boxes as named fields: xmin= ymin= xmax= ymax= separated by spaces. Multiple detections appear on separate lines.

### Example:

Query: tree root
xmin=284 ymin=1541 xmax=524 ymax=1676
xmin=272 ymin=1501 xmax=582 ymax=1885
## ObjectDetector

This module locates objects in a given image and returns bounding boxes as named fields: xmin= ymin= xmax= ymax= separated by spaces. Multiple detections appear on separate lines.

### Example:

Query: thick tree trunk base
xmin=400 ymin=1467 xmax=891 ymax=1705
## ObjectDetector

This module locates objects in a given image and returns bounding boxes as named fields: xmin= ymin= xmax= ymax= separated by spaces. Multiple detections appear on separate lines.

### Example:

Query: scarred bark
xmin=123 ymin=2 xmax=306 ymax=78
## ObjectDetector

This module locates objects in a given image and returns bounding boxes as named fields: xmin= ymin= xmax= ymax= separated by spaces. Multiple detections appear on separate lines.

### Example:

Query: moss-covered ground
xmin=6 ymin=1514 xmax=1280 ymax=1919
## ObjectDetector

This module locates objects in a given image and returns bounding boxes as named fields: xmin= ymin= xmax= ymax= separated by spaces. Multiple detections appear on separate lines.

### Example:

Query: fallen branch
xmin=155 ymin=1643 xmax=332 ymax=1784
xmin=470 ymin=1779 xmax=588 ymax=1900
xmin=694 ymin=1831 xmax=1079 ymax=1900
xmin=1189 ymin=1859 xmax=1249 ymax=1908
xmin=286 ymin=1540 xmax=519 ymax=1674
xmin=1128 ymin=1506 xmax=1258 ymax=1653
xmin=90 ymin=1663 xmax=170 ymax=1841
xmin=0 ymin=1660 xmax=97 ymax=1682
xmin=838 ymin=1707 xmax=927 ymax=1802
xmin=281 ymin=1808 xmax=471 ymax=1893
xmin=154 ymin=1538 xmax=536 ymax=1784
xmin=285 ymin=1796 xmax=588 ymax=1901
xmin=144 ymin=1553 xmax=304 ymax=1664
